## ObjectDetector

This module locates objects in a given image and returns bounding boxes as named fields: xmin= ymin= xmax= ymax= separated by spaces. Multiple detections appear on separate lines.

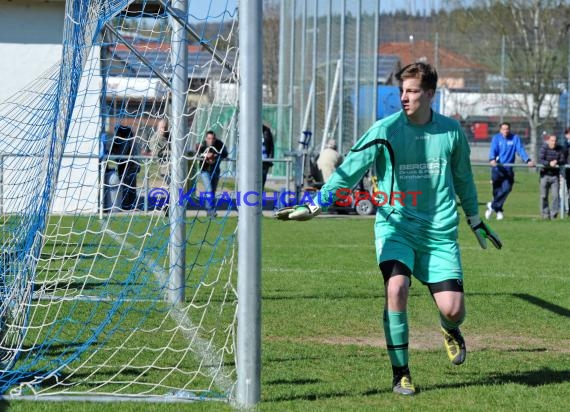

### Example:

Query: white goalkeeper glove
xmin=274 ymin=203 xmax=321 ymax=221
xmin=467 ymin=215 xmax=502 ymax=249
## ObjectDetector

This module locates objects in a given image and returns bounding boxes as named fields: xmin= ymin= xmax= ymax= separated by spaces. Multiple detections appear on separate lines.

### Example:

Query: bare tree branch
xmin=446 ymin=0 xmax=570 ymax=160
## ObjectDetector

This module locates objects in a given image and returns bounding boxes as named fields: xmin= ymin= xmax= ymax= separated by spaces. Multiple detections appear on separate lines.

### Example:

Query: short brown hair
xmin=395 ymin=62 xmax=438 ymax=91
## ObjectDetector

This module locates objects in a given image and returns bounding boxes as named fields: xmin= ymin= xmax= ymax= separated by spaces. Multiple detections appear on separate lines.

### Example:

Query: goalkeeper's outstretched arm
xmin=274 ymin=203 xmax=321 ymax=221
xmin=275 ymin=126 xmax=382 ymax=221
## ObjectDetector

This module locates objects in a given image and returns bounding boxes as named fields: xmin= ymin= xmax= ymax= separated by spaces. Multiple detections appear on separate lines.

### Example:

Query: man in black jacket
xmin=197 ymin=130 xmax=228 ymax=217
xmin=261 ymin=124 xmax=275 ymax=190
xmin=539 ymin=134 xmax=565 ymax=219
xmin=112 ymin=125 xmax=140 ymax=210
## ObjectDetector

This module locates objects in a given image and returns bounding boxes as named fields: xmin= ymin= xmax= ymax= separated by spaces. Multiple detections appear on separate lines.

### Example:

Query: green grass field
xmin=6 ymin=166 xmax=570 ymax=411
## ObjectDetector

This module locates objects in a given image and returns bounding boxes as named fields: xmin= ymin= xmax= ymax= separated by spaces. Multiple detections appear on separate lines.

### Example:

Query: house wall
xmin=0 ymin=0 xmax=65 ymax=102
xmin=440 ymin=90 xmax=560 ymax=120
xmin=0 ymin=0 xmax=102 ymax=214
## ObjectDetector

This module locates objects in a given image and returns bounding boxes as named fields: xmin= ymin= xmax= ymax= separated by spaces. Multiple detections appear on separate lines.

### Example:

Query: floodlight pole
xmin=277 ymin=0 xmax=286 ymax=156
xmin=373 ymin=0 xmax=380 ymax=125
xmin=566 ymin=33 xmax=570 ymax=130
xmin=338 ymin=0 xmax=346 ymax=150
xmin=500 ymin=35 xmax=505 ymax=124
xmin=236 ymin=0 xmax=262 ymax=408
xmin=353 ymin=0 xmax=361 ymax=142
xmin=168 ymin=0 xmax=188 ymax=304
xmin=288 ymin=0 xmax=297 ymax=151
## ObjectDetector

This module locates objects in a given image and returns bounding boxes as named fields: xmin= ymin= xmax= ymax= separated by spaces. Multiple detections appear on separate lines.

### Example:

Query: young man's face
xmin=400 ymin=77 xmax=434 ymax=123
xmin=499 ymin=124 xmax=511 ymax=137
xmin=547 ymin=135 xmax=557 ymax=149
xmin=157 ymin=119 xmax=168 ymax=133
xmin=206 ymin=133 xmax=215 ymax=146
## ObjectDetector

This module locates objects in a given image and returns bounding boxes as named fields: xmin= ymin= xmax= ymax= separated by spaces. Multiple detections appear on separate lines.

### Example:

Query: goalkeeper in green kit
xmin=276 ymin=62 xmax=501 ymax=396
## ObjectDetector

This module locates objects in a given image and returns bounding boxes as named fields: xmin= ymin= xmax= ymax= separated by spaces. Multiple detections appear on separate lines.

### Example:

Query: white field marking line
xmin=100 ymin=222 xmax=234 ymax=394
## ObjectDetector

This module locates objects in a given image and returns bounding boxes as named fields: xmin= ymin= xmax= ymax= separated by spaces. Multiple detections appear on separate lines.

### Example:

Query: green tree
xmin=447 ymin=0 xmax=570 ymax=160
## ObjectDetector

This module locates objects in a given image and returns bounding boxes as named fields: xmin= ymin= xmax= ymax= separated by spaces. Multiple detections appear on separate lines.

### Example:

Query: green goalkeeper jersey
xmin=320 ymin=110 xmax=479 ymax=240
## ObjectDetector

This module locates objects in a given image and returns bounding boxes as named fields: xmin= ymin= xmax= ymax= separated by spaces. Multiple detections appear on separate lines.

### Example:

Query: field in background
xmin=471 ymin=165 xmax=544 ymax=218
xmin=6 ymin=165 xmax=570 ymax=411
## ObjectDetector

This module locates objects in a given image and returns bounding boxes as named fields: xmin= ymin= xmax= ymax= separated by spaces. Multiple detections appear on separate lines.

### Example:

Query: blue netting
xmin=0 ymin=0 xmax=239 ymax=401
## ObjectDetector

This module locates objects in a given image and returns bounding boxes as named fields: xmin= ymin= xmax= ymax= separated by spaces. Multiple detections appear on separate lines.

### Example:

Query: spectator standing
xmin=197 ymin=130 xmax=228 ymax=217
xmin=486 ymin=122 xmax=534 ymax=220
xmin=563 ymin=128 xmax=570 ymax=213
xmin=149 ymin=117 xmax=171 ymax=184
xmin=564 ymin=127 xmax=570 ymax=152
xmin=112 ymin=125 xmax=140 ymax=210
xmin=539 ymin=134 xmax=565 ymax=219
xmin=262 ymin=124 xmax=275 ymax=190
xmin=317 ymin=139 xmax=343 ymax=183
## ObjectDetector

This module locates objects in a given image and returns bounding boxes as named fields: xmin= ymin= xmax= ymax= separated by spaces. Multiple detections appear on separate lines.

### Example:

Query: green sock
xmin=440 ymin=312 xmax=465 ymax=330
xmin=383 ymin=310 xmax=409 ymax=367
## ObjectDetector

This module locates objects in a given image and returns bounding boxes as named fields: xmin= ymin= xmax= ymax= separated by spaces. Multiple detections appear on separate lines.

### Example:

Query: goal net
xmin=0 ymin=0 xmax=241 ymax=403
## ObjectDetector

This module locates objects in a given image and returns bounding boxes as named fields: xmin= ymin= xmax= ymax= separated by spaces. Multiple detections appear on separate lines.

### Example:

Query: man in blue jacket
xmin=486 ymin=122 xmax=534 ymax=220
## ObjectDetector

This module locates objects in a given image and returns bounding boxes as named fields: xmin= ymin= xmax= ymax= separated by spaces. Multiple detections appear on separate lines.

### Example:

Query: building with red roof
xmin=379 ymin=40 xmax=488 ymax=90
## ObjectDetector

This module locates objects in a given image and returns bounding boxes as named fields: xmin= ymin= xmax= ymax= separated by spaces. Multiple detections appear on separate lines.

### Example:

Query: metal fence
xmin=2 ymin=153 xmax=568 ymax=218
xmin=0 ymin=153 xmax=296 ymax=216
xmin=276 ymin=0 xmax=380 ymax=157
